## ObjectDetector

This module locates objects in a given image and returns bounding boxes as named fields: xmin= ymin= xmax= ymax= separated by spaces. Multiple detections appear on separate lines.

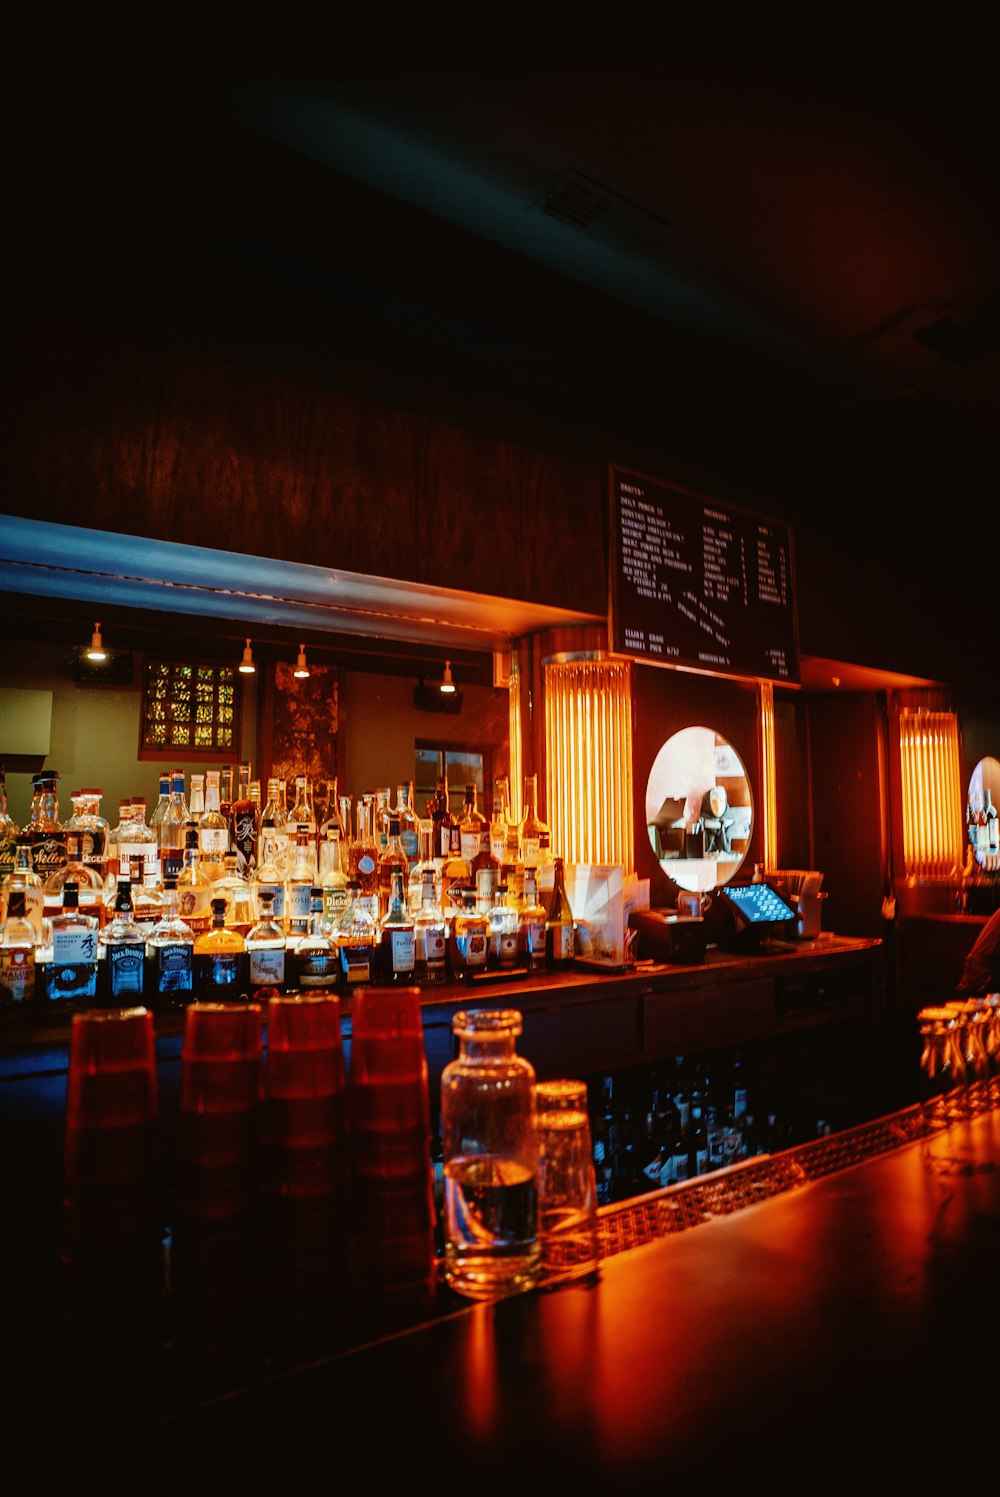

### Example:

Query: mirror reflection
xmin=967 ymin=755 xmax=1000 ymax=870
xmin=645 ymin=725 xmax=753 ymax=893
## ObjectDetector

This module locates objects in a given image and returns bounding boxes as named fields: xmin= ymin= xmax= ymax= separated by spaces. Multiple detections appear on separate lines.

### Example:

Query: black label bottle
xmin=47 ymin=878 xmax=99 ymax=1006
xmin=545 ymin=856 xmax=575 ymax=969
xmin=374 ymin=869 xmax=416 ymax=984
xmin=101 ymin=875 xmax=147 ymax=1004
xmin=145 ymin=873 xmax=194 ymax=1007
xmin=193 ymin=895 xmax=248 ymax=1002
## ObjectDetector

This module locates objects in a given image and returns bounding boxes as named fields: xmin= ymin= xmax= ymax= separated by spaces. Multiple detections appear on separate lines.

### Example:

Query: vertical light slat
xmin=899 ymin=709 xmax=962 ymax=880
xmin=543 ymin=658 xmax=634 ymax=873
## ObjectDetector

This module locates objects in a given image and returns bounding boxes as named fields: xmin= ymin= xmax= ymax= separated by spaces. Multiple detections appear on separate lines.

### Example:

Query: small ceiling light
xmin=293 ymin=643 xmax=311 ymax=680
xmin=85 ymin=622 xmax=107 ymax=662
xmin=239 ymin=638 xmax=256 ymax=675
xmin=440 ymin=659 xmax=456 ymax=694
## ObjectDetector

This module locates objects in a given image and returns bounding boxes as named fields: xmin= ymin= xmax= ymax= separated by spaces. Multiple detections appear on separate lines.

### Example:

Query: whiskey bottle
xmin=100 ymin=875 xmax=146 ymax=1004
xmin=0 ymin=889 xmax=38 ymax=1005
xmin=187 ymin=772 xmax=205 ymax=823
xmin=432 ymin=773 xmax=459 ymax=861
xmin=544 ymin=856 xmax=575 ymax=970
xmin=448 ymin=889 xmax=489 ymax=980
xmin=394 ymin=780 xmax=420 ymax=874
xmin=3 ymin=836 xmax=46 ymax=941
xmin=377 ymin=815 xmax=409 ymax=919
xmin=292 ymin=886 xmax=339 ymax=992
xmin=487 ymin=883 xmax=519 ymax=971
xmin=149 ymin=771 xmax=171 ymax=841
xmin=286 ymin=827 xmax=317 ymax=938
xmin=346 ymin=795 xmax=379 ymax=926
xmin=0 ymin=764 xmax=19 ymax=888
xmin=158 ymin=770 xmax=189 ymax=884
xmin=517 ymin=864 xmax=547 ymax=974
xmin=245 ymin=888 xmax=288 ymax=996
xmin=26 ymin=769 xmax=67 ymax=881
xmin=260 ymin=777 xmax=290 ymax=879
xmin=519 ymin=773 xmax=551 ymax=869
xmin=285 ymin=775 xmax=317 ymax=872
xmin=175 ymin=827 xmax=214 ymax=936
xmin=211 ymin=851 xmax=257 ymax=938
xmin=412 ymin=867 xmax=448 ymax=984
xmin=252 ymin=821 xmax=287 ymax=930
xmin=318 ymin=823 xmax=350 ymax=926
xmin=65 ymin=788 xmax=110 ymax=888
xmin=459 ymin=782 xmax=487 ymax=865
xmin=228 ymin=760 xmax=259 ymax=881
xmin=335 ymin=880 xmax=375 ymax=988
xmin=407 ymin=817 xmax=440 ymax=915
xmin=374 ymin=868 xmax=416 ymax=984
xmin=193 ymin=895 xmax=248 ymax=1002
xmin=490 ymin=776 xmax=511 ymax=865
xmin=42 ymin=827 xmax=106 ymax=929
xmin=144 ymin=873 xmax=194 ymax=1007
xmin=198 ymin=769 xmax=230 ymax=884
xmin=118 ymin=797 xmax=159 ymax=890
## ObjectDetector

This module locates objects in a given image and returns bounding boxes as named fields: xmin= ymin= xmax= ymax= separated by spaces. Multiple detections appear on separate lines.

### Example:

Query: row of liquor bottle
xmin=582 ymin=1052 xmax=842 ymax=1203
xmin=0 ymin=854 xmax=577 ymax=1010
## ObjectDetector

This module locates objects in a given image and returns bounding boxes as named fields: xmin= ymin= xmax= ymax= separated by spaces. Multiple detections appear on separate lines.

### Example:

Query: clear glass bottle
xmin=193 ymin=894 xmax=248 ymax=1002
xmin=407 ymin=818 xmax=441 ymax=916
xmin=518 ymin=865 xmax=548 ymax=974
xmin=285 ymin=775 xmax=317 ymax=872
xmin=211 ymin=851 xmax=257 ymax=938
xmin=118 ymin=796 xmax=159 ymax=890
xmin=519 ymin=774 xmax=551 ymax=870
xmin=148 ymin=771 xmax=171 ymax=844
xmin=374 ymin=868 xmax=416 ymax=984
xmin=144 ymin=872 xmax=194 ymax=1006
xmin=65 ymin=788 xmax=110 ymax=889
xmin=448 ymin=889 xmax=489 ymax=980
xmin=490 ymin=776 xmax=512 ymax=865
xmin=187 ymin=772 xmax=206 ymax=823
xmin=260 ymin=777 xmax=290 ymax=879
xmin=158 ymin=769 xmax=189 ymax=884
xmin=545 ymin=855 xmax=575 ymax=970
xmin=395 ymin=781 xmax=420 ymax=875
xmin=346 ymin=795 xmax=379 ymax=926
xmin=175 ymin=826 xmax=214 ymax=936
xmin=228 ymin=760 xmax=259 ymax=881
xmin=413 ymin=866 xmax=448 ymax=985
xmin=198 ymin=769 xmax=230 ymax=884
xmin=245 ymin=887 xmax=287 ymax=997
xmin=3 ymin=836 xmax=46 ymax=940
xmin=440 ymin=1008 xmax=541 ymax=1300
xmin=0 ymin=889 xmax=38 ymax=1006
xmin=318 ymin=823 xmax=350 ymax=926
xmin=487 ymin=883 xmax=520 ymax=971
xmin=335 ymin=879 xmax=375 ymax=988
xmin=378 ymin=814 xmax=409 ymax=919
xmin=292 ymin=885 xmax=339 ymax=992
xmin=285 ymin=826 xmax=317 ymax=938
xmin=100 ymin=875 xmax=147 ymax=1004
xmin=42 ymin=826 xmax=106 ymax=928
xmin=252 ymin=817 xmax=287 ymax=930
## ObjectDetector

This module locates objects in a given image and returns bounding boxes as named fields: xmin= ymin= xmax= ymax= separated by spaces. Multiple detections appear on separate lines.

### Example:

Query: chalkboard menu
xmin=608 ymin=465 xmax=799 ymax=685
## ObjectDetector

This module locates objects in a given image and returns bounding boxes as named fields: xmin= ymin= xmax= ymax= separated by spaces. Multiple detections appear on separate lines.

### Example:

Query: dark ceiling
xmin=8 ymin=22 xmax=999 ymax=593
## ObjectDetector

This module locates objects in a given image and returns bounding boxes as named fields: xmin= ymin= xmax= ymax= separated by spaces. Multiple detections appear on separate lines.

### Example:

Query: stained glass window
xmin=140 ymin=659 xmax=241 ymax=757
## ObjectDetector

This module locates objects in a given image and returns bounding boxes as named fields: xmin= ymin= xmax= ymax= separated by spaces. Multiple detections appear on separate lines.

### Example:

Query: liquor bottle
xmin=118 ymin=797 xmax=159 ymax=890
xmin=335 ymin=880 xmax=375 ymax=988
xmin=0 ymin=889 xmax=38 ymax=1005
xmin=459 ymin=782 xmax=487 ymax=865
xmin=687 ymin=1071 xmax=709 ymax=1178
xmin=374 ymin=786 xmax=393 ymax=857
xmin=26 ymin=769 xmax=67 ymax=881
xmin=285 ymin=775 xmax=317 ymax=871
xmin=986 ymin=789 xmax=999 ymax=854
xmin=193 ymin=895 xmax=248 ymax=1002
xmin=211 ymin=851 xmax=257 ymax=937
xmin=412 ymin=867 xmax=448 ymax=985
xmin=187 ymin=772 xmax=205 ymax=823
xmin=148 ymin=771 xmax=171 ymax=844
xmin=318 ymin=823 xmax=351 ymax=925
xmin=378 ymin=814 xmax=410 ymax=919
xmin=440 ymin=827 xmax=471 ymax=913
xmin=175 ymin=827 xmax=214 ymax=935
xmin=394 ymin=781 xmax=420 ymax=874
xmin=317 ymin=776 xmax=344 ymax=842
xmin=346 ymin=795 xmax=379 ymax=926
xmin=252 ymin=818 xmax=287 ymax=930
xmin=407 ymin=817 xmax=440 ymax=915
xmin=544 ymin=856 xmax=575 ymax=970
xmin=286 ymin=827 xmax=317 ymax=938
xmin=65 ymin=788 xmax=110 ymax=887
xmin=432 ymin=774 xmax=459 ymax=861
xmin=374 ymin=868 xmax=416 ymax=984
xmin=0 ymin=765 xmax=19 ymax=888
xmin=448 ymin=889 xmax=489 ymax=980
xmin=198 ymin=769 xmax=230 ymax=884
xmin=228 ymin=760 xmax=259 ymax=881
xmin=292 ymin=886 xmax=339 ymax=992
xmin=490 ymin=776 xmax=511 ymax=865
xmin=144 ymin=873 xmax=194 ymax=1006
xmin=3 ymin=836 xmax=46 ymax=940
xmin=159 ymin=770 xmax=189 ymax=884
xmin=470 ymin=808 xmax=501 ymax=914
xmin=519 ymin=773 xmax=551 ymax=869
xmin=100 ymin=875 xmax=146 ymax=1004
xmin=245 ymin=888 xmax=288 ymax=997
xmin=42 ymin=827 xmax=106 ymax=928
xmin=218 ymin=765 xmax=234 ymax=827
xmin=260 ymin=777 xmax=290 ymax=879
xmin=487 ymin=883 xmax=519 ymax=971
xmin=517 ymin=864 xmax=548 ymax=974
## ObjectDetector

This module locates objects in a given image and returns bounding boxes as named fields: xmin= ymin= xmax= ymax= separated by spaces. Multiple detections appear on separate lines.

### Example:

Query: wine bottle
xmin=544 ymin=855 xmax=575 ymax=970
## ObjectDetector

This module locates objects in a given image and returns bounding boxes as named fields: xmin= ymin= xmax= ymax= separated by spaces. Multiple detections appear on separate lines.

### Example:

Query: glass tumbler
xmin=535 ymin=1078 xmax=600 ymax=1283
xmin=440 ymin=1007 xmax=541 ymax=1300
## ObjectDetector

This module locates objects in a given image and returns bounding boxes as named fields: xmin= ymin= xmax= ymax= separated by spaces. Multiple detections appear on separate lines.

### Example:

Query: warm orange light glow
xmin=759 ymin=681 xmax=778 ymax=871
xmin=508 ymin=662 xmax=523 ymax=824
xmin=899 ymin=709 xmax=963 ymax=878
xmin=543 ymin=658 xmax=634 ymax=872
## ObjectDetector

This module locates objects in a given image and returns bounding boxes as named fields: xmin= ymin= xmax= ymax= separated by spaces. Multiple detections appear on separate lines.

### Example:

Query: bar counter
xmin=155 ymin=1085 xmax=997 ymax=1488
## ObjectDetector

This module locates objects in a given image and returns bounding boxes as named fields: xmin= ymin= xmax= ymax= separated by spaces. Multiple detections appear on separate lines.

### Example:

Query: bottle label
xmin=339 ymin=941 xmax=372 ymax=984
xmin=107 ymin=940 xmax=145 ymax=996
xmin=287 ymin=883 xmax=312 ymax=921
xmin=297 ymin=948 xmax=337 ymax=987
xmin=521 ymin=836 xmax=541 ymax=866
xmin=29 ymin=833 xmax=68 ymax=879
xmin=415 ymin=926 xmax=447 ymax=966
xmin=321 ymin=886 xmax=350 ymax=922
xmin=493 ymin=929 xmax=519 ymax=967
xmin=522 ymin=916 xmax=547 ymax=957
xmin=52 ymin=926 xmax=98 ymax=965
xmin=257 ymin=881 xmax=286 ymax=921
xmin=357 ymin=852 xmax=376 ymax=878
xmin=386 ymin=927 xmax=415 ymax=974
xmin=460 ymin=829 xmax=484 ymax=863
xmin=400 ymin=826 xmax=419 ymax=864
xmin=249 ymin=945 xmax=286 ymax=987
xmin=451 ymin=923 xmax=488 ymax=970
xmin=195 ymin=951 xmax=242 ymax=993
xmin=151 ymin=942 xmax=193 ymax=994
xmin=118 ymin=841 xmax=160 ymax=887
xmin=549 ymin=924 xmax=575 ymax=962
xmin=0 ymin=948 xmax=35 ymax=1002
xmin=475 ymin=867 xmax=497 ymax=906
xmin=199 ymin=828 xmax=229 ymax=858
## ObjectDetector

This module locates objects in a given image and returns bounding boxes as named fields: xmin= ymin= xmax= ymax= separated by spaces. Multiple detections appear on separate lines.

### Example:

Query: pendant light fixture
xmin=85 ymin=622 xmax=107 ymax=662
xmin=293 ymin=643 xmax=311 ymax=679
xmin=239 ymin=638 xmax=256 ymax=675
xmin=440 ymin=660 xmax=456 ymax=694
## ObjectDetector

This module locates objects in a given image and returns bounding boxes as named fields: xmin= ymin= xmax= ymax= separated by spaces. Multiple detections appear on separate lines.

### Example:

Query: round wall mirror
xmin=966 ymin=755 xmax=1000 ymax=870
xmin=645 ymin=725 xmax=753 ymax=893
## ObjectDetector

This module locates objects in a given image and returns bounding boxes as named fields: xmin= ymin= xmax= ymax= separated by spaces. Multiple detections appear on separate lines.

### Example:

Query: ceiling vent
xmin=539 ymin=170 xmax=672 ymax=256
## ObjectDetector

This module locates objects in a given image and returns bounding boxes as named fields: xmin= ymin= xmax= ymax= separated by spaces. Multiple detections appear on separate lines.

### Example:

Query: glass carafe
xmin=440 ymin=1007 xmax=541 ymax=1300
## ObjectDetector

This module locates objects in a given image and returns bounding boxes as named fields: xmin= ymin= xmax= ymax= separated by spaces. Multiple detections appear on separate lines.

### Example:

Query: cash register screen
xmin=721 ymin=883 xmax=797 ymax=926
